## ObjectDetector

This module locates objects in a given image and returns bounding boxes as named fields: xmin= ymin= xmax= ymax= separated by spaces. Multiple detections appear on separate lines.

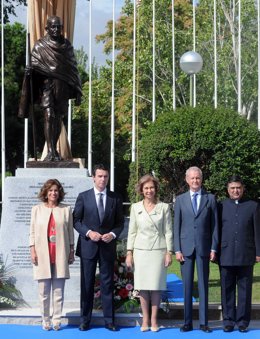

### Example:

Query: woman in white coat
xmin=29 ymin=179 xmax=74 ymax=331
xmin=126 ymin=174 xmax=173 ymax=332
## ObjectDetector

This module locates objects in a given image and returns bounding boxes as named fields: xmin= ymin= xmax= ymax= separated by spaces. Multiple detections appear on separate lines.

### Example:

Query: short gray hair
xmin=185 ymin=166 xmax=203 ymax=178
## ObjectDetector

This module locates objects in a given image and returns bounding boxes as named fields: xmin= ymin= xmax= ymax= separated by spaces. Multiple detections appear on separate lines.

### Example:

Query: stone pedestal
xmin=0 ymin=168 xmax=93 ymax=308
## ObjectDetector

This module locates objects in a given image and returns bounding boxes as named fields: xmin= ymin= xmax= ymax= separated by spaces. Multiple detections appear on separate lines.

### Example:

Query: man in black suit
xmin=219 ymin=175 xmax=260 ymax=333
xmin=174 ymin=166 xmax=219 ymax=333
xmin=73 ymin=164 xmax=124 ymax=331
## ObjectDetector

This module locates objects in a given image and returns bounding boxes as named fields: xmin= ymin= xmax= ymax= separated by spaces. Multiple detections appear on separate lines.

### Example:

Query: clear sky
xmin=10 ymin=0 xmax=126 ymax=66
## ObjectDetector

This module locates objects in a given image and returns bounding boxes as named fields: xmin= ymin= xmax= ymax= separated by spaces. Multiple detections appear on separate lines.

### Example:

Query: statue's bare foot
xmin=43 ymin=151 xmax=55 ymax=162
xmin=54 ymin=151 xmax=62 ymax=161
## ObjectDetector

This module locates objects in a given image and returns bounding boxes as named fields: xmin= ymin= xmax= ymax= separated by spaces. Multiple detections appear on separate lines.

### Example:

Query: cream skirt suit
xmin=127 ymin=201 xmax=173 ymax=290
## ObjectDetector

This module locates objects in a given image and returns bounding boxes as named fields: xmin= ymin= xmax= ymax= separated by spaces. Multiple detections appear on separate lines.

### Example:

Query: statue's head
xmin=46 ymin=16 xmax=63 ymax=39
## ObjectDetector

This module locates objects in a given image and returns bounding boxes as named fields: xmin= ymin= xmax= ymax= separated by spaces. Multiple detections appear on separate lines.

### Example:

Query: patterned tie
xmin=192 ymin=192 xmax=198 ymax=214
xmin=98 ymin=193 xmax=105 ymax=222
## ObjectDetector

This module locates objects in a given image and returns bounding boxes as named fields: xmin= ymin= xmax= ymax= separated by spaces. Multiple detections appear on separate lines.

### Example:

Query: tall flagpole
xmin=110 ymin=0 xmax=116 ymax=191
xmin=258 ymin=0 xmax=260 ymax=129
xmin=214 ymin=0 xmax=217 ymax=108
xmin=237 ymin=0 xmax=241 ymax=114
xmin=152 ymin=0 xmax=156 ymax=121
xmin=88 ymin=0 xmax=93 ymax=175
xmin=1 ymin=0 xmax=6 ymax=198
xmin=23 ymin=14 xmax=29 ymax=167
xmin=172 ymin=0 xmax=176 ymax=110
xmin=193 ymin=0 xmax=196 ymax=107
xmin=131 ymin=0 xmax=136 ymax=162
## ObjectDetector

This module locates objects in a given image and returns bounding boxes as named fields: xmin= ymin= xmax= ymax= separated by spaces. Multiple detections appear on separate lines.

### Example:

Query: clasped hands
xmin=88 ymin=230 xmax=114 ymax=243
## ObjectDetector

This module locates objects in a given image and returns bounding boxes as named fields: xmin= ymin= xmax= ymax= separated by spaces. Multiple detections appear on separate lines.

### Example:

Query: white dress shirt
xmin=86 ymin=187 xmax=116 ymax=239
xmin=190 ymin=189 xmax=202 ymax=210
xmin=94 ymin=187 xmax=107 ymax=209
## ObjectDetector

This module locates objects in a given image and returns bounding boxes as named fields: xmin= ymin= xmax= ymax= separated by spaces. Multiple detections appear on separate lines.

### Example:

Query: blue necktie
xmin=192 ymin=193 xmax=198 ymax=214
xmin=98 ymin=193 xmax=105 ymax=222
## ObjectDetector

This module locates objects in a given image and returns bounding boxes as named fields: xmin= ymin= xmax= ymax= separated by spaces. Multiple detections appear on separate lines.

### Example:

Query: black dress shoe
xmin=180 ymin=324 xmax=193 ymax=332
xmin=223 ymin=325 xmax=234 ymax=332
xmin=200 ymin=325 xmax=212 ymax=333
xmin=238 ymin=326 xmax=248 ymax=333
xmin=105 ymin=323 xmax=119 ymax=331
xmin=79 ymin=323 xmax=90 ymax=331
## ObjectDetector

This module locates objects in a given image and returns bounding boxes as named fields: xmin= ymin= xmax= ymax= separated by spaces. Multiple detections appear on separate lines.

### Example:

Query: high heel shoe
xmin=140 ymin=326 xmax=149 ymax=332
xmin=53 ymin=324 xmax=61 ymax=331
xmin=151 ymin=326 xmax=159 ymax=332
xmin=42 ymin=321 xmax=51 ymax=331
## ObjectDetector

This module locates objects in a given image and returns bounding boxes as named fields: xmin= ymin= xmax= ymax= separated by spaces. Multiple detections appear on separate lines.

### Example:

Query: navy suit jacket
xmin=73 ymin=188 xmax=124 ymax=261
xmin=218 ymin=198 xmax=260 ymax=266
xmin=174 ymin=190 xmax=219 ymax=256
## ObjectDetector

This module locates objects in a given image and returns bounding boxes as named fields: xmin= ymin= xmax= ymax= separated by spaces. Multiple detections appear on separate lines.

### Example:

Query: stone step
xmin=1 ymin=303 xmax=260 ymax=326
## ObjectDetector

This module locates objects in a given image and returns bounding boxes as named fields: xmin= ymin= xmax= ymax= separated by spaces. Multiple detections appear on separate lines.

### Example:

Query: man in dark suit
xmin=218 ymin=175 xmax=260 ymax=333
xmin=73 ymin=164 xmax=124 ymax=331
xmin=174 ymin=166 xmax=219 ymax=333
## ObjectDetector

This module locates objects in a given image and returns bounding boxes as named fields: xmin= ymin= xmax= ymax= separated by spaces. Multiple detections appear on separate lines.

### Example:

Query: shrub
xmin=0 ymin=256 xmax=26 ymax=309
xmin=128 ymin=106 xmax=260 ymax=202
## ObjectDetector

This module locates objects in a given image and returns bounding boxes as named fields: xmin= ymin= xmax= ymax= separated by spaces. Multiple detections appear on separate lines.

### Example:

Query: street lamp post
xmin=180 ymin=51 xmax=203 ymax=107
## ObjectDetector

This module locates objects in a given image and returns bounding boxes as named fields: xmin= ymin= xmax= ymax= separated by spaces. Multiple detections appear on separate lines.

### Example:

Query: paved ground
xmin=1 ymin=304 xmax=260 ymax=329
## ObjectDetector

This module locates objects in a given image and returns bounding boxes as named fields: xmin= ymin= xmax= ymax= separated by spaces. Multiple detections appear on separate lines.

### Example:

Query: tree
xmin=71 ymin=73 xmax=111 ymax=168
xmin=73 ymin=63 xmax=131 ymax=199
xmin=128 ymin=106 xmax=260 ymax=203
xmin=96 ymin=0 xmax=193 ymax=126
xmin=94 ymin=0 xmax=194 ymax=196
xmin=93 ymin=0 xmax=259 ymax=199
xmin=97 ymin=0 xmax=260 ymax=125
xmin=74 ymin=46 xmax=97 ymax=85
xmin=196 ymin=0 xmax=258 ymax=121
xmin=0 ymin=0 xmax=27 ymax=24
xmin=0 ymin=23 xmax=27 ymax=174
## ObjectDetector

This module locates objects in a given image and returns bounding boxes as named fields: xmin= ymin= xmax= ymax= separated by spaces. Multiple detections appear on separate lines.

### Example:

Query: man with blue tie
xmin=73 ymin=164 xmax=124 ymax=331
xmin=174 ymin=166 xmax=219 ymax=333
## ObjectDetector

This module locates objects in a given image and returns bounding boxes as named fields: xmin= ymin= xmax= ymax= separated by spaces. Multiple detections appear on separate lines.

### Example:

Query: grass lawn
xmin=168 ymin=260 xmax=260 ymax=303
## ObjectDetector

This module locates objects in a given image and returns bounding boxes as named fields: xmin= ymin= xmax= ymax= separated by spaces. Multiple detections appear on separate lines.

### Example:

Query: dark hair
xmin=136 ymin=174 xmax=160 ymax=198
xmin=92 ymin=164 xmax=109 ymax=176
xmin=38 ymin=179 xmax=65 ymax=203
xmin=227 ymin=175 xmax=244 ymax=186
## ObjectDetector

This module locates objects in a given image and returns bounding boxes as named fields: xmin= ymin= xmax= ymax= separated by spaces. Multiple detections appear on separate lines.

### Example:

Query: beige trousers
xmin=38 ymin=277 xmax=65 ymax=325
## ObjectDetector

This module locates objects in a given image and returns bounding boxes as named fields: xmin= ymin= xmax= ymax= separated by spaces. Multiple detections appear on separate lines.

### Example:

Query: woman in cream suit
xmin=29 ymin=179 xmax=74 ymax=331
xmin=126 ymin=174 xmax=173 ymax=332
